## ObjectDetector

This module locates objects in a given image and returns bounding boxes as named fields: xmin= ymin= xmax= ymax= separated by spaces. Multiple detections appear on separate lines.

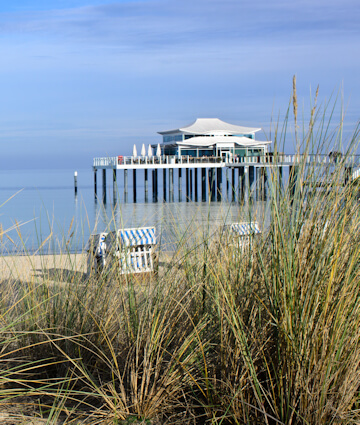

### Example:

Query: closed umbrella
xmin=156 ymin=144 xmax=161 ymax=157
xmin=147 ymin=144 xmax=153 ymax=158
xmin=141 ymin=143 xmax=146 ymax=157
xmin=132 ymin=144 xmax=137 ymax=157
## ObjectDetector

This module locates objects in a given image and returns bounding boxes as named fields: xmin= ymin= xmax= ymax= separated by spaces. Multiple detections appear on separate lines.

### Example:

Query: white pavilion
xmin=156 ymin=118 xmax=271 ymax=159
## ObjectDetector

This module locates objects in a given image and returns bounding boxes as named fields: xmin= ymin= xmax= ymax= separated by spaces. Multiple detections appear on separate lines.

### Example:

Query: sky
xmin=0 ymin=0 xmax=359 ymax=169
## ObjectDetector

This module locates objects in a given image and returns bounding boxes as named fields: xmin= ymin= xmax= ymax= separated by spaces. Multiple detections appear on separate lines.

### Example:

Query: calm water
xmin=0 ymin=167 xmax=269 ymax=254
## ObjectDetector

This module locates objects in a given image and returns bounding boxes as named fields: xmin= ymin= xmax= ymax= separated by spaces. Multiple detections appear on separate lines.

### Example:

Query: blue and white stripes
xmin=228 ymin=222 xmax=261 ymax=236
xmin=118 ymin=227 xmax=156 ymax=247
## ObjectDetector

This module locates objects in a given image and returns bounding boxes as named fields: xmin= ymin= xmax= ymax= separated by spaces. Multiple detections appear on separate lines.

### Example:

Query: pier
xmin=92 ymin=153 xmax=360 ymax=203
xmin=91 ymin=118 xmax=359 ymax=203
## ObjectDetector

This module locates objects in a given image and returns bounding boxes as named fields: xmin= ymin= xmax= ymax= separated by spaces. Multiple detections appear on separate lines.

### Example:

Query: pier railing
xmin=93 ymin=154 xmax=360 ymax=168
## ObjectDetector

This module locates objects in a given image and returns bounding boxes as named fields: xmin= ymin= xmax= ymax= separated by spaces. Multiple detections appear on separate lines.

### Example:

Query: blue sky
xmin=0 ymin=0 xmax=359 ymax=169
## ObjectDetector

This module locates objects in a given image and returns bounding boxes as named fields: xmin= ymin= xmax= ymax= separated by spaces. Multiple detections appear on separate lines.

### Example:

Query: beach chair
xmin=222 ymin=222 xmax=261 ymax=251
xmin=86 ymin=232 xmax=108 ymax=274
xmin=105 ymin=227 xmax=157 ymax=274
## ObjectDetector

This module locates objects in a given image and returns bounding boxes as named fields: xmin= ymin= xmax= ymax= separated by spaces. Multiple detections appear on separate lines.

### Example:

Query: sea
xmin=0 ymin=167 xmax=269 ymax=255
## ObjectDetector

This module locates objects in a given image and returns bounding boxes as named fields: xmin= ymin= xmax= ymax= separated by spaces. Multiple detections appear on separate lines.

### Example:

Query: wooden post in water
xmin=124 ymin=169 xmax=128 ymax=203
xmin=102 ymin=169 xmax=106 ymax=203
xmin=201 ymin=168 xmax=206 ymax=202
xmin=244 ymin=166 xmax=249 ymax=203
xmin=189 ymin=169 xmax=193 ymax=200
xmin=232 ymin=168 xmax=235 ymax=202
xmin=194 ymin=168 xmax=198 ymax=201
xmin=163 ymin=169 xmax=167 ymax=201
xmin=133 ymin=169 xmax=137 ymax=203
xmin=216 ymin=168 xmax=222 ymax=201
xmin=263 ymin=168 xmax=268 ymax=200
xmin=74 ymin=171 xmax=78 ymax=196
xmin=154 ymin=169 xmax=158 ymax=202
xmin=178 ymin=168 xmax=182 ymax=201
xmin=210 ymin=168 xmax=216 ymax=201
xmin=152 ymin=170 xmax=155 ymax=201
xmin=144 ymin=169 xmax=148 ymax=202
xmin=112 ymin=169 xmax=117 ymax=203
xmin=249 ymin=166 xmax=255 ymax=201
xmin=238 ymin=167 xmax=245 ymax=202
xmin=186 ymin=168 xmax=189 ymax=201
xmin=93 ymin=168 xmax=97 ymax=198
xmin=169 ymin=168 xmax=174 ymax=202
xmin=226 ymin=168 xmax=229 ymax=199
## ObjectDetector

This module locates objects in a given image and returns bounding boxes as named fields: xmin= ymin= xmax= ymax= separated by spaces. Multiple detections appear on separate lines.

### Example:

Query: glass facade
xmin=163 ymin=134 xmax=183 ymax=143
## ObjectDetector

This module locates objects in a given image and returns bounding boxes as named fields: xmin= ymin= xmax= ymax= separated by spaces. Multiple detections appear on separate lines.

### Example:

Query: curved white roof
xmin=159 ymin=118 xmax=261 ymax=136
xmin=177 ymin=135 xmax=271 ymax=148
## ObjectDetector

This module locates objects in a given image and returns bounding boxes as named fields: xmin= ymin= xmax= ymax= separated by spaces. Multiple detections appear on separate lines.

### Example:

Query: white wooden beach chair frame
xmin=223 ymin=222 xmax=261 ymax=252
xmin=86 ymin=232 xmax=108 ymax=274
xmin=109 ymin=226 xmax=157 ymax=275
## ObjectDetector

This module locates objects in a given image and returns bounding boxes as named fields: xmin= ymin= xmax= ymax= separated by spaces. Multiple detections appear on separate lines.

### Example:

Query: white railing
xmin=93 ymin=154 xmax=360 ymax=168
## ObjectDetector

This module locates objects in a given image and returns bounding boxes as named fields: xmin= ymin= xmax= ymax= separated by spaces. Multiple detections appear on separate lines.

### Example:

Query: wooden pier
xmin=92 ymin=154 xmax=360 ymax=203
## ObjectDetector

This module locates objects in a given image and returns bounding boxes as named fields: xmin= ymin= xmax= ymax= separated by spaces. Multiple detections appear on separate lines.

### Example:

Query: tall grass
xmin=0 ymin=91 xmax=359 ymax=424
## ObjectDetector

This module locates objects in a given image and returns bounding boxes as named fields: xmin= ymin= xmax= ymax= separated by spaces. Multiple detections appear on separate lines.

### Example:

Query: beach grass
xmin=0 ymin=93 xmax=359 ymax=424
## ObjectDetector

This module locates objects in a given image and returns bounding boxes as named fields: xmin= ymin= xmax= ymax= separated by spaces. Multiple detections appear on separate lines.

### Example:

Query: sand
xmin=0 ymin=253 xmax=87 ymax=283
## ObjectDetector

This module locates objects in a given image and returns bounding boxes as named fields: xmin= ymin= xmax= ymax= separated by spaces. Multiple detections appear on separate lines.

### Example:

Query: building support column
xmin=124 ymin=169 xmax=128 ymax=203
xmin=201 ymin=168 xmax=206 ymax=202
xmin=133 ymin=169 xmax=137 ymax=203
xmin=169 ymin=168 xmax=174 ymax=202
xmin=94 ymin=168 xmax=97 ymax=199
xmin=194 ymin=168 xmax=198 ymax=201
xmin=144 ymin=169 xmax=148 ymax=202
xmin=244 ymin=166 xmax=249 ymax=203
xmin=163 ymin=169 xmax=167 ymax=202
xmin=186 ymin=168 xmax=189 ymax=201
xmin=238 ymin=167 xmax=245 ymax=202
xmin=189 ymin=169 xmax=193 ymax=200
xmin=226 ymin=168 xmax=229 ymax=199
xmin=112 ymin=169 xmax=117 ymax=203
xmin=102 ymin=169 xmax=106 ymax=203
xmin=154 ymin=169 xmax=158 ymax=202
xmin=263 ymin=167 xmax=268 ymax=201
xmin=217 ymin=168 xmax=222 ymax=201
xmin=232 ymin=168 xmax=235 ymax=202
xmin=249 ymin=166 xmax=255 ymax=201
xmin=178 ymin=168 xmax=182 ymax=201
xmin=210 ymin=168 xmax=216 ymax=201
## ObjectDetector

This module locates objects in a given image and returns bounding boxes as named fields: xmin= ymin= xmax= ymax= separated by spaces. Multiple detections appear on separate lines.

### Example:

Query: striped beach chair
xmin=86 ymin=232 xmax=108 ymax=274
xmin=107 ymin=226 xmax=157 ymax=274
xmin=223 ymin=222 xmax=261 ymax=251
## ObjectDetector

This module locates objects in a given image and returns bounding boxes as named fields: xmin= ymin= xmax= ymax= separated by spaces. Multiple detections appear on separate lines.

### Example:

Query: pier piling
xmin=201 ymin=168 xmax=206 ymax=202
xmin=194 ymin=168 xmax=198 ymax=201
xmin=189 ymin=169 xmax=193 ymax=200
xmin=94 ymin=168 xmax=97 ymax=198
xmin=102 ymin=169 xmax=107 ymax=203
xmin=178 ymin=168 xmax=182 ymax=201
xmin=169 ymin=168 xmax=174 ymax=202
xmin=124 ymin=169 xmax=128 ymax=202
xmin=133 ymin=169 xmax=137 ymax=203
xmin=216 ymin=168 xmax=222 ymax=201
xmin=112 ymin=169 xmax=117 ymax=202
xmin=144 ymin=169 xmax=148 ymax=202
xmin=163 ymin=169 xmax=167 ymax=201
xmin=185 ymin=168 xmax=189 ymax=201
xmin=74 ymin=171 xmax=78 ymax=196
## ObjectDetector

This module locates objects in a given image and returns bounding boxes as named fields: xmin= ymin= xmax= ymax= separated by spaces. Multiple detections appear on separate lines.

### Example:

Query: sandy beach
xmin=0 ymin=253 xmax=87 ymax=283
